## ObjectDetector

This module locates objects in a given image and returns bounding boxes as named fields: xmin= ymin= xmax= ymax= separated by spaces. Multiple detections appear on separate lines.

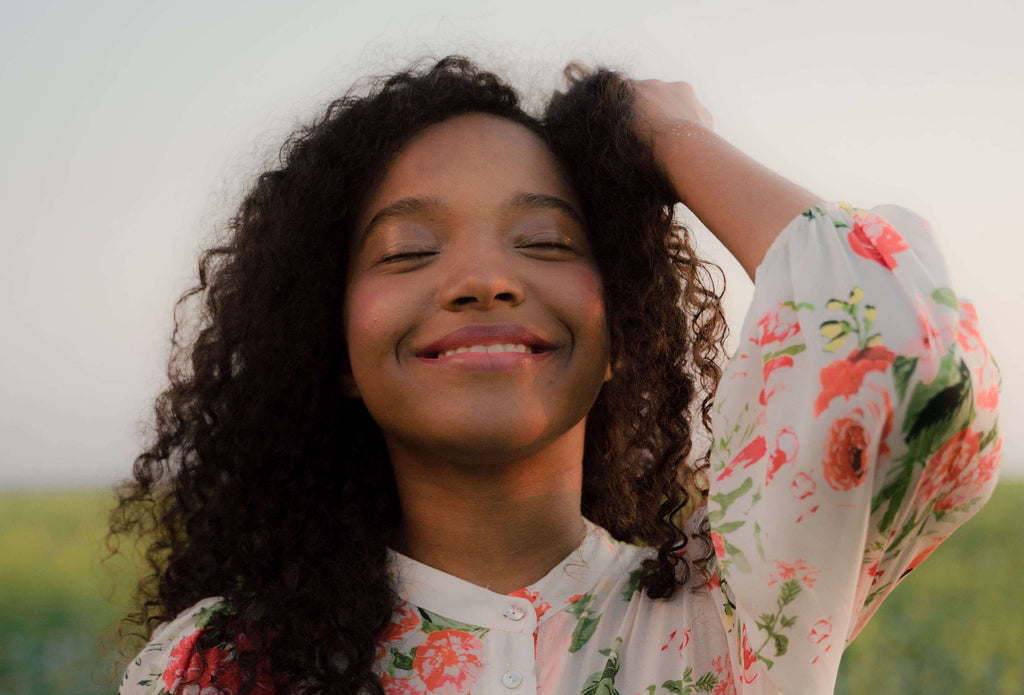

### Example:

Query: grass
xmin=1 ymin=482 xmax=1022 ymax=694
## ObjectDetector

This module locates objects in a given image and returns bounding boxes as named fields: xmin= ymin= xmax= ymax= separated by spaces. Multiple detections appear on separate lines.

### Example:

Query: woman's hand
xmin=631 ymin=79 xmax=715 ymax=138
xmin=629 ymin=78 xmax=820 ymax=281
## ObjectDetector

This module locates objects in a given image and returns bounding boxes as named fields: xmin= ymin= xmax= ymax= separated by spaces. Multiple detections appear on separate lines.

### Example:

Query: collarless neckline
xmin=387 ymin=520 xmax=624 ymax=630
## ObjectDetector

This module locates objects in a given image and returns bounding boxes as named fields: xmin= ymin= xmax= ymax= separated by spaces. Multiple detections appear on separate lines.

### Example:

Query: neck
xmin=387 ymin=422 xmax=588 ymax=594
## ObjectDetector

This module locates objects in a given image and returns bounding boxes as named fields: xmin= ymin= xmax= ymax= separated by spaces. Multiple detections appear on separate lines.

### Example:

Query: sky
xmin=1 ymin=0 xmax=1021 ymax=488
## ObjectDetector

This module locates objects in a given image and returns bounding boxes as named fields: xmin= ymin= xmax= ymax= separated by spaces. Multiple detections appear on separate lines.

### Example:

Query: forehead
xmin=357 ymin=113 xmax=580 ymax=227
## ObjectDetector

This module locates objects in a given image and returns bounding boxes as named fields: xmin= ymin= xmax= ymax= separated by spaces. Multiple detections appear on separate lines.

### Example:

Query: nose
xmin=438 ymin=248 xmax=525 ymax=311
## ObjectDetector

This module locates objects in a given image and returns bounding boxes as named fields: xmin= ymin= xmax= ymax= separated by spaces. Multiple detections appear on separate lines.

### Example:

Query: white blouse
xmin=120 ymin=203 xmax=1002 ymax=695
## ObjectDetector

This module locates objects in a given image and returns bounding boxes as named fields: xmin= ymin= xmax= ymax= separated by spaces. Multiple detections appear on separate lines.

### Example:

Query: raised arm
xmin=631 ymin=80 xmax=821 ymax=279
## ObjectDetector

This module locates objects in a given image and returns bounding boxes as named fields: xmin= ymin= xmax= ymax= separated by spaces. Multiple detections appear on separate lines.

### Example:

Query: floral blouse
xmin=120 ymin=203 xmax=1002 ymax=695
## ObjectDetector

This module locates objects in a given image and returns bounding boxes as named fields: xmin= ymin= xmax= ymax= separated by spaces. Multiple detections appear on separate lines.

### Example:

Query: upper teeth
xmin=438 ymin=344 xmax=532 ymax=358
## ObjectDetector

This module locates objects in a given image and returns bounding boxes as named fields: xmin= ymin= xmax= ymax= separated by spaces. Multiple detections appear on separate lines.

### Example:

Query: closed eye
xmin=378 ymin=250 xmax=437 ymax=264
xmin=516 ymin=234 xmax=579 ymax=256
xmin=523 ymin=241 xmax=575 ymax=250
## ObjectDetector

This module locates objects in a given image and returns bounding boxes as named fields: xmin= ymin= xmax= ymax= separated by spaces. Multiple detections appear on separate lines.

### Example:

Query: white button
xmin=504 ymin=604 xmax=526 ymax=621
xmin=501 ymin=670 xmax=523 ymax=689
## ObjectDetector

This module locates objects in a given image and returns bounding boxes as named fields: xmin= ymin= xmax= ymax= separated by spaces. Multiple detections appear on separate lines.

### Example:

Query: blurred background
xmin=1 ymin=0 xmax=1021 ymax=692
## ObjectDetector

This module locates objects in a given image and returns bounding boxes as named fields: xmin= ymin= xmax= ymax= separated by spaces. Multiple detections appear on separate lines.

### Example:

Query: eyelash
xmin=379 ymin=250 xmax=436 ymax=264
xmin=523 ymin=240 xmax=574 ymax=250
xmin=376 ymin=238 xmax=577 ymax=265
xmin=517 ymin=236 xmax=577 ymax=254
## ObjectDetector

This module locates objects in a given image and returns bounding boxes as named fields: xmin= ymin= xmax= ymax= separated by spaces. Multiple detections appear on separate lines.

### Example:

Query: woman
xmin=112 ymin=56 xmax=1001 ymax=694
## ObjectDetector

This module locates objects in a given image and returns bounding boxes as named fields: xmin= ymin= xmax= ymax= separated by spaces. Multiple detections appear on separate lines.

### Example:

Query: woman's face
xmin=344 ymin=113 xmax=611 ymax=466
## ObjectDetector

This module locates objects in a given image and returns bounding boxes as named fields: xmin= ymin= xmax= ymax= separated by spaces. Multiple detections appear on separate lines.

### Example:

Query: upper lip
xmin=415 ymin=324 xmax=556 ymax=358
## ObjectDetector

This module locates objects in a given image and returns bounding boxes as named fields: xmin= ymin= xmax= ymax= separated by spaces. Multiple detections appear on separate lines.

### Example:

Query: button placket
xmin=501 ymin=669 xmax=523 ymax=689
xmin=504 ymin=603 xmax=526 ymax=622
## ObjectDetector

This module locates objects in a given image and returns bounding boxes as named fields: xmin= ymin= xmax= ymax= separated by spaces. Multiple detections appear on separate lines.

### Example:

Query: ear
xmin=603 ymin=360 xmax=614 ymax=383
xmin=340 ymin=371 xmax=361 ymax=399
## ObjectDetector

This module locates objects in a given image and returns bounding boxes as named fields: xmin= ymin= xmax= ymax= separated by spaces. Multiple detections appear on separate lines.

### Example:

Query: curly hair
xmin=109 ymin=56 xmax=728 ymax=694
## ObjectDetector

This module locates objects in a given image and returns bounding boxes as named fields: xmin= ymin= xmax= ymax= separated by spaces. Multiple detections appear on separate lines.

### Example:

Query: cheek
xmin=343 ymin=280 xmax=401 ymax=370
xmin=551 ymin=263 xmax=611 ymax=374
xmin=566 ymin=265 xmax=609 ymax=341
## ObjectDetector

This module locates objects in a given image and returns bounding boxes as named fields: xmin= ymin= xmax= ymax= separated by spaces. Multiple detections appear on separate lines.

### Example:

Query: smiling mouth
xmin=415 ymin=325 xmax=556 ymax=361
xmin=433 ymin=343 xmax=541 ymax=359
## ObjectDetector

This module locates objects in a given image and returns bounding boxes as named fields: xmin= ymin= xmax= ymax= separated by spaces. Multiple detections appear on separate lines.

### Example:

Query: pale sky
xmin=2 ymin=0 xmax=1021 ymax=487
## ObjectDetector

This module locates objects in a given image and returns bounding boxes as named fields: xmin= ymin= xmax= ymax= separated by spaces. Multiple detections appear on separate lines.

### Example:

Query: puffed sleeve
xmin=705 ymin=203 xmax=1001 ymax=693
xmin=119 ymin=597 xmax=275 ymax=695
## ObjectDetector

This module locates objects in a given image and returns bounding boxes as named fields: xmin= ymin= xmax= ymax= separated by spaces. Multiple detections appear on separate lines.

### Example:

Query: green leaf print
xmin=754 ymin=579 xmax=802 ymax=659
xmin=662 ymin=679 xmax=686 ymax=694
xmin=892 ymin=355 xmax=917 ymax=403
xmin=721 ymin=535 xmax=751 ymax=574
xmin=772 ymin=633 xmax=789 ymax=657
xmin=782 ymin=299 xmax=815 ymax=312
xmin=820 ymin=288 xmax=882 ymax=351
xmin=778 ymin=579 xmax=801 ymax=606
xmin=193 ymin=602 xmax=230 ymax=629
xmin=931 ymin=286 xmax=959 ymax=310
xmin=715 ymin=520 xmax=745 ymax=534
xmin=707 ymin=477 xmax=753 ymax=524
xmin=569 ymin=614 xmax=602 ymax=653
xmin=567 ymin=593 xmax=595 ymax=619
xmin=905 ymin=361 xmax=973 ymax=445
xmin=417 ymin=608 xmax=490 ymax=637
xmin=875 ymin=354 xmax=976 ymax=534
xmin=390 ymin=647 xmax=415 ymax=672
xmin=693 ymin=672 xmax=719 ymax=692
xmin=978 ymin=424 xmax=999 ymax=453
xmin=621 ymin=568 xmax=643 ymax=602
xmin=762 ymin=343 xmax=807 ymax=362
xmin=580 ymin=637 xmax=623 ymax=695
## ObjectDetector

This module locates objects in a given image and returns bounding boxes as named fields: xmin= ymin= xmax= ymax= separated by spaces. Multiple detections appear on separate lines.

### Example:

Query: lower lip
xmin=416 ymin=350 xmax=554 ymax=372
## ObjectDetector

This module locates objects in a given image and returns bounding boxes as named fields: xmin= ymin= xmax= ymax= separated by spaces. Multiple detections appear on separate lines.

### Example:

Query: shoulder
xmin=119 ymin=597 xmax=233 ymax=695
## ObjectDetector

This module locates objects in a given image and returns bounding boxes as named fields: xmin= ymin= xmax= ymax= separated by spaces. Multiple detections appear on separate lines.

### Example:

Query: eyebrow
xmin=507 ymin=192 xmax=585 ymax=227
xmin=359 ymin=191 xmax=585 ymax=241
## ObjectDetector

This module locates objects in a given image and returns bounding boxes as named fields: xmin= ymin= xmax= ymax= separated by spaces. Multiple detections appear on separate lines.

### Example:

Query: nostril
xmin=495 ymin=291 xmax=517 ymax=303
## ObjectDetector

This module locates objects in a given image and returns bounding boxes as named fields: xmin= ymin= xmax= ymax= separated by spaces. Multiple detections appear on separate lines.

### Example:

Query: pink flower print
xmin=955 ymin=301 xmax=986 ymax=356
xmin=933 ymin=438 xmax=1000 ymax=512
xmin=898 ymin=297 xmax=957 ymax=384
xmin=915 ymin=427 xmax=981 ymax=503
xmin=808 ymin=618 xmax=832 ymax=645
xmin=822 ymin=388 xmax=893 ymax=491
xmin=739 ymin=626 xmax=759 ymax=684
xmin=759 ymin=354 xmax=794 ymax=406
xmin=808 ymin=618 xmax=834 ymax=665
xmin=660 ymin=628 xmax=692 ymax=656
xmin=380 ymin=603 xmax=422 ymax=644
xmin=714 ymin=678 xmax=738 ymax=695
xmin=977 ymin=384 xmax=999 ymax=411
xmin=162 ymin=627 xmax=275 ymax=695
xmin=768 ymin=559 xmax=821 ymax=588
xmin=711 ymin=531 xmax=726 ymax=560
xmin=413 ymin=630 xmax=484 ymax=695
xmin=711 ymin=656 xmax=738 ymax=695
xmin=766 ymin=427 xmax=799 ymax=485
xmin=716 ymin=435 xmax=766 ymax=481
xmin=754 ymin=304 xmax=801 ymax=347
xmin=814 ymin=346 xmax=895 ymax=417
xmin=848 ymin=210 xmax=909 ymax=270
xmin=790 ymin=472 xmax=816 ymax=500
xmin=508 ymin=588 xmax=551 ymax=620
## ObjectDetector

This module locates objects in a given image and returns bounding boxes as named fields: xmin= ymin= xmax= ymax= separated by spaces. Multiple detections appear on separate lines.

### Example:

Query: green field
xmin=1 ymin=482 xmax=1022 ymax=694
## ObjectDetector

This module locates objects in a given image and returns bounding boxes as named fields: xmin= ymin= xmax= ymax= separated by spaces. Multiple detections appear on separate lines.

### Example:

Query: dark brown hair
xmin=109 ymin=56 xmax=728 ymax=694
